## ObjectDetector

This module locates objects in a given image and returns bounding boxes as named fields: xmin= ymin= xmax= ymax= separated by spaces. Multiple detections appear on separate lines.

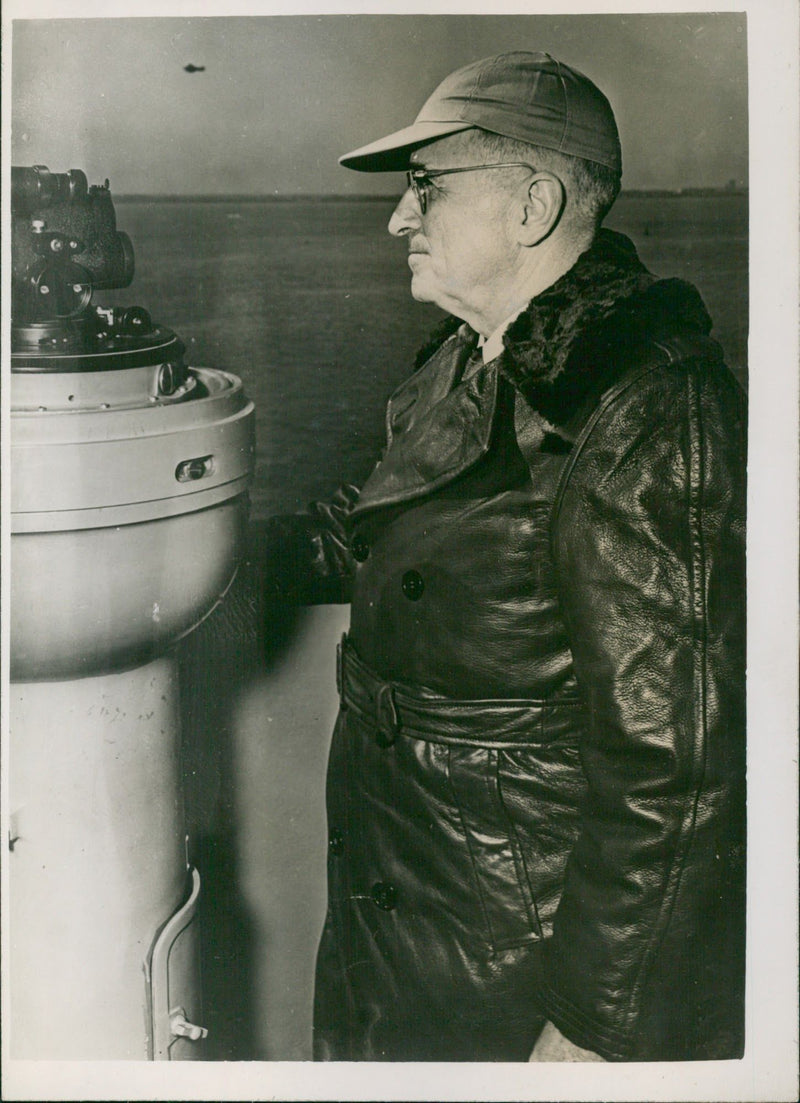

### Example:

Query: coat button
xmin=329 ymin=829 xmax=344 ymax=856
xmin=401 ymin=569 xmax=424 ymax=600
xmin=371 ymin=881 xmax=397 ymax=911
xmin=351 ymin=533 xmax=370 ymax=562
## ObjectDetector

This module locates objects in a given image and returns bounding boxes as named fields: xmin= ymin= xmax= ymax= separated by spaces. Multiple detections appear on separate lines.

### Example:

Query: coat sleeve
xmin=536 ymin=357 xmax=746 ymax=1061
xmin=248 ymin=483 xmax=360 ymax=604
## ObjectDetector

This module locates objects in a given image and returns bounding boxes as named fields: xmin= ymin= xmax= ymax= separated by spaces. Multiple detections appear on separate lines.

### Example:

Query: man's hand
xmin=529 ymin=1020 xmax=606 ymax=1062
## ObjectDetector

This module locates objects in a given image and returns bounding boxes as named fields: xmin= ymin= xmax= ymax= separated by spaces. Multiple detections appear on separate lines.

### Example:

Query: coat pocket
xmin=446 ymin=745 xmax=543 ymax=952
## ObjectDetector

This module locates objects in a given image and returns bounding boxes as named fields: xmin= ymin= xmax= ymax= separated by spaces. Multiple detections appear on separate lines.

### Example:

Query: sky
xmin=9 ymin=12 xmax=748 ymax=196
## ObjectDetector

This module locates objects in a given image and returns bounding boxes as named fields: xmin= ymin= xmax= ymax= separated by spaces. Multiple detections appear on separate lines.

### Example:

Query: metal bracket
xmin=146 ymin=866 xmax=206 ymax=1059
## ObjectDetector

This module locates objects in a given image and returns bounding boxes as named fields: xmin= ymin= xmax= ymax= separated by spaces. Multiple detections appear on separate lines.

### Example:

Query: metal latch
xmin=169 ymin=1008 xmax=208 ymax=1042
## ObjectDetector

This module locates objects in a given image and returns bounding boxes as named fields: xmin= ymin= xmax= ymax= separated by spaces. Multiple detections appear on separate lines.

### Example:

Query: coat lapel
xmin=352 ymin=329 xmax=498 ymax=517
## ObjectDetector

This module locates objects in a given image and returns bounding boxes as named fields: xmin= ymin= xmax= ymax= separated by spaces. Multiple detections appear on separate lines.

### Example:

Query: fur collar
xmin=413 ymin=229 xmax=713 ymax=428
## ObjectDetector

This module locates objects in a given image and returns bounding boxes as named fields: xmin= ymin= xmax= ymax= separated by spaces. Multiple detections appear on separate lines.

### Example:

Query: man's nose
xmin=388 ymin=186 xmax=421 ymax=237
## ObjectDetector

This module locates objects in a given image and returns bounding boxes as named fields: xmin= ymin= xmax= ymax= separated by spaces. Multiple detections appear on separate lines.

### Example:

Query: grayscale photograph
xmin=1 ymin=4 xmax=797 ymax=1102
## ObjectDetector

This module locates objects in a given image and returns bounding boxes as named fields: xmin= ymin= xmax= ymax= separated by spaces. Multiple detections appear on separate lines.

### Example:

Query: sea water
xmin=111 ymin=195 xmax=747 ymax=519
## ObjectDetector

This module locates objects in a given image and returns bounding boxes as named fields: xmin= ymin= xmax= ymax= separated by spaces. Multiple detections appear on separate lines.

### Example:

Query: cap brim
xmin=339 ymin=120 xmax=473 ymax=172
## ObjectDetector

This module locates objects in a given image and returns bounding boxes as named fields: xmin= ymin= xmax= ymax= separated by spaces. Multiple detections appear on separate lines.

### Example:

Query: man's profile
xmin=260 ymin=51 xmax=746 ymax=1063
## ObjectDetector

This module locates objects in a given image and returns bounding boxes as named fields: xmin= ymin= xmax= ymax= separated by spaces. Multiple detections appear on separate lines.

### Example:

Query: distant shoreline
xmin=115 ymin=188 xmax=748 ymax=203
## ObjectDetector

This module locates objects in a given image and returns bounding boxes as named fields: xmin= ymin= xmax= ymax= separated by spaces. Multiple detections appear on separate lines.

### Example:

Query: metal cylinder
xmin=8 ymin=167 xmax=255 ymax=1060
xmin=8 ymin=659 xmax=191 ymax=1060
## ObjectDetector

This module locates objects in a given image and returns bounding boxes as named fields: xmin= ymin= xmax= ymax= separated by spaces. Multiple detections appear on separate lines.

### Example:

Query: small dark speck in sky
xmin=11 ymin=15 xmax=749 ymax=194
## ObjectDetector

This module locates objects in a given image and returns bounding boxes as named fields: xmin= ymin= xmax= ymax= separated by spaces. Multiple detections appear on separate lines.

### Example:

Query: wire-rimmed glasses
xmin=405 ymin=162 xmax=536 ymax=214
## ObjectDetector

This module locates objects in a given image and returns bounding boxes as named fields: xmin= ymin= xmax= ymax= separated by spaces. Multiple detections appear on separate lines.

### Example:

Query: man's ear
xmin=518 ymin=172 xmax=565 ymax=246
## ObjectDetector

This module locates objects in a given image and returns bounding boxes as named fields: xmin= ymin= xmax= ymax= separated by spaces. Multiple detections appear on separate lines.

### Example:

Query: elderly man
xmin=263 ymin=52 xmax=746 ymax=1062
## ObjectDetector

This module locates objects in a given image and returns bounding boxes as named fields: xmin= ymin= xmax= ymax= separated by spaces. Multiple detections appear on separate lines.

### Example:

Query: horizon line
xmin=113 ymin=186 xmax=748 ymax=203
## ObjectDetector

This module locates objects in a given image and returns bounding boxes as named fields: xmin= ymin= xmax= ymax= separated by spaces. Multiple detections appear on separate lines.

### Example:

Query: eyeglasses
xmin=405 ymin=162 xmax=536 ymax=214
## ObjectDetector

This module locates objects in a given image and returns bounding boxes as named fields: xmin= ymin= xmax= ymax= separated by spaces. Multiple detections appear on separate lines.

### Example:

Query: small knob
xmin=169 ymin=1008 xmax=208 ymax=1042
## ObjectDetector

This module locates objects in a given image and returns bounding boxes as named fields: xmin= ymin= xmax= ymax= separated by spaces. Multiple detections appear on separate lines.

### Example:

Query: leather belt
xmin=336 ymin=634 xmax=583 ymax=750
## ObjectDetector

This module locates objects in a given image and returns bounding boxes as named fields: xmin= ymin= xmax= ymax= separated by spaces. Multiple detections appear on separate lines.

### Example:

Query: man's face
xmin=387 ymin=133 xmax=526 ymax=335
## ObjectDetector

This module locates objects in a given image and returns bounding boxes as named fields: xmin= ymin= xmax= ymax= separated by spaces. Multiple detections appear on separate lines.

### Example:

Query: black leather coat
xmin=266 ymin=230 xmax=746 ymax=1062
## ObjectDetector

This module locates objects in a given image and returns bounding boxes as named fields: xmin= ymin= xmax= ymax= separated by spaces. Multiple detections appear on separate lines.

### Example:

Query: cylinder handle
xmin=169 ymin=1008 xmax=208 ymax=1042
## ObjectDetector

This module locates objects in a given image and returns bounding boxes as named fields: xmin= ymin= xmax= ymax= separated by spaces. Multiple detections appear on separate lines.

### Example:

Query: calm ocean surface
xmin=110 ymin=195 xmax=747 ymax=519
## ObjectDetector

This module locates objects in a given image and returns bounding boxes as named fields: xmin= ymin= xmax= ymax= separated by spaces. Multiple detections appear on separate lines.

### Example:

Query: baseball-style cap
xmin=339 ymin=51 xmax=621 ymax=174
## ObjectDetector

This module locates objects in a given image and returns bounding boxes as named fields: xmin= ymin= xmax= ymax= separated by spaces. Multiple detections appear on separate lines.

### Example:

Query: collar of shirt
xmin=477 ymin=307 xmax=526 ymax=364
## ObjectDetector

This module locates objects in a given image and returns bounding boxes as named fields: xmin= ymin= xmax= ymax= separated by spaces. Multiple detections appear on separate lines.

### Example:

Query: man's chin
xmin=409 ymin=275 xmax=436 ymax=305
